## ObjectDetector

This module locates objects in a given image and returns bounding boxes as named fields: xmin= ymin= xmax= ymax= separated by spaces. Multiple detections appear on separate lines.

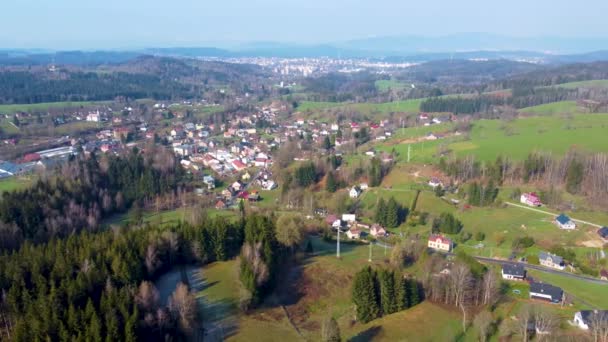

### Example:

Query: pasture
xmin=377 ymin=113 xmax=608 ymax=162
xmin=0 ymin=101 xmax=111 ymax=114
xmin=553 ymin=79 xmax=608 ymax=89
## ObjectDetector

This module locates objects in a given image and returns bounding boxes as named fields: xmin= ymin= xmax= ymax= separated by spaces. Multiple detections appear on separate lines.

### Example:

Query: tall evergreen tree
xmin=385 ymin=197 xmax=400 ymax=228
xmin=352 ymin=267 xmax=380 ymax=323
xmin=379 ymin=269 xmax=397 ymax=315
xmin=326 ymin=171 xmax=337 ymax=193
xmin=375 ymin=198 xmax=387 ymax=226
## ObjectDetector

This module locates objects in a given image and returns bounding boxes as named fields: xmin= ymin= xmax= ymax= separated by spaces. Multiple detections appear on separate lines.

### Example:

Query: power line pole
xmin=368 ymin=242 xmax=372 ymax=262
xmin=336 ymin=228 xmax=340 ymax=258
xmin=407 ymin=144 xmax=411 ymax=163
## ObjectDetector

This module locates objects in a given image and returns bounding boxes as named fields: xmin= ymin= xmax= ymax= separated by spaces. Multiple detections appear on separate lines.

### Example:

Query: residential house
xmin=539 ymin=252 xmax=565 ymax=270
xmin=359 ymin=183 xmax=369 ymax=190
xmin=555 ymin=214 xmax=576 ymax=230
xmin=231 ymin=159 xmax=247 ymax=172
xmin=215 ymin=200 xmax=226 ymax=210
xmin=346 ymin=228 xmax=361 ymax=240
xmin=342 ymin=214 xmax=356 ymax=223
xmin=263 ymin=180 xmax=277 ymax=190
xmin=598 ymin=227 xmax=608 ymax=241
xmin=349 ymin=186 xmax=362 ymax=199
xmin=231 ymin=181 xmax=243 ymax=192
xmin=113 ymin=127 xmax=130 ymax=140
xmin=520 ymin=192 xmax=542 ymax=207
xmin=325 ymin=214 xmax=338 ymax=226
xmin=501 ymin=264 xmax=526 ymax=280
xmin=574 ymin=310 xmax=608 ymax=330
xmin=173 ymin=144 xmax=193 ymax=157
xmin=370 ymin=224 xmax=387 ymax=237
xmin=427 ymin=235 xmax=453 ymax=252
xmin=428 ymin=178 xmax=443 ymax=188
xmin=203 ymin=175 xmax=215 ymax=190
xmin=86 ymin=111 xmax=100 ymax=122
xmin=529 ymin=282 xmax=563 ymax=304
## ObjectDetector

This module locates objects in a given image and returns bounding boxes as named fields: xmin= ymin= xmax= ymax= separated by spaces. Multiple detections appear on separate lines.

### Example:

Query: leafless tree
xmin=145 ymin=243 xmax=160 ymax=275
xmin=168 ymin=283 xmax=198 ymax=335
xmin=514 ymin=304 xmax=532 ymax=342
xmin=533 ymin=306 xmax=558 ymax=341
xmin=481 ymin=271 xmax=499 ymax=306
xmin=136 ymin=281 xmax=160 ymax=312
xmin=589 ymin=311 xmax=608 ymax=342
xmin=473 ymin=310 xmax=493 ymax=342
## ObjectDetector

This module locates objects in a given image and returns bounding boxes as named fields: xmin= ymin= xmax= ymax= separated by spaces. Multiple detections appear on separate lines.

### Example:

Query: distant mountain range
xmin=2 ymin=34 xmax=608 ymax=65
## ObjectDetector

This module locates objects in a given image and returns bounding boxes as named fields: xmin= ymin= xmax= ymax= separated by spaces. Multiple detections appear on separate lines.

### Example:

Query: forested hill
xmin=0 ymin=56 xmax=269 ymax=105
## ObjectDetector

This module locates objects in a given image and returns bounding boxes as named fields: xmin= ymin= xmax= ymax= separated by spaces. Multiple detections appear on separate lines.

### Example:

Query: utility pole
xmin=336 ymin=228 xmax=340 ymax=258
xmin=407 ymin=144 xmax=411 ymax=163
xmin=368 ymin=242 xmax=372 ymax=262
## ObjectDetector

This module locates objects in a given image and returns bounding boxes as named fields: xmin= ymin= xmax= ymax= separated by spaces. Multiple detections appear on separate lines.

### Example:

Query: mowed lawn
xmin=528 ymin=270 xmax=608 ymax=309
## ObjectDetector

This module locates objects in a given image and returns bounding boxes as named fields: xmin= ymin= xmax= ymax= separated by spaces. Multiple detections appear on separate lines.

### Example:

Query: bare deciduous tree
xmin=473 ymin=310 xmax=493 ymax=342
xmin=136 ymin=281 xmax=160 ymax=312
xmin=514 ymin=304 xmax=532 ymax=342
xmin=533 ymin=306 xmax=558 ymax=341
xmin=168 ymin=283 xmax=197 ymax=335
xmin=589 ymin=311 xmax=608 ymax=342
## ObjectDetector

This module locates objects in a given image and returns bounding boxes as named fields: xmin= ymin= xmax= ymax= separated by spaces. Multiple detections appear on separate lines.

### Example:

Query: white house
xmin=555 ymin=214 xmax=576 ymax=230
xmin=86 ymin=111 xmax=100 ymax=122
xmin=359 ymin=183 xmax=369 ymax=190
xmin=427 ymin=235 xmax=453 ymax=252
xmin=574 ymin=310 xmax=608 ymax=330
xmin=349 ymin=186 xmax=362 ymax=199
xmin=428 ymin=178 xmax=443 ymax=188
xmin=539 ymin=252 xmax=565 ymax=270
xmin=501 ymin=264 xmax=526 ymax=280
xmin=370 ymin=224 xmax=387 ymax=237
xmin=346 ymin=228 xmax=361 ymax=239
xmin=342 ymin=214 xmax=356 ymax=223
xmin=520 ymin=192 xmax=542 ymax=207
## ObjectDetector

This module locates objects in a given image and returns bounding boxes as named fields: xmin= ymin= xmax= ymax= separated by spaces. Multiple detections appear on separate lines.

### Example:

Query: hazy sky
xmin=1 ymin=0 xmax=607 ymax=49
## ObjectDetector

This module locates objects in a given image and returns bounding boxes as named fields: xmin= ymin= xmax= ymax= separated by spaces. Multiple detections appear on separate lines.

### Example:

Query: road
xmin=505 ymin=202 xmax=603 ymax=228
xmin=372 ymin=241 xmax=607 ymax=285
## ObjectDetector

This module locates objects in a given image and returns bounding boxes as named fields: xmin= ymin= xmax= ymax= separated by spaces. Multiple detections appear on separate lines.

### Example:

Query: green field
xmin=0 ymin=101 xmax=111 ymax=114
xmin=375 ymin=79 xmax=411 ymax=92
xmin=519 ymin=101 xmax=581 ymax=115
xmin=378 ymin=113 xmax=608 ymax=162
xmin=0 ymin=177 xmax=34 ymax=193
xmin=296 ymin=99 xmax=423 ymax=120
xmin=528 ymin=270 xmax=608 ymax=309
xmin=554 ymin=79 xmax=608 ymax=89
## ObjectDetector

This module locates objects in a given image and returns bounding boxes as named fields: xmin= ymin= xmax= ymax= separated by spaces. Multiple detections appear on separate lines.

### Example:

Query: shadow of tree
xmin=348 ymin=325 xmax=383 ymax=342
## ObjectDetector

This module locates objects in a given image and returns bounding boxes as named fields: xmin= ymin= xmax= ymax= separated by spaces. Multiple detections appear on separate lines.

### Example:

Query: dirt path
xmin=505 ymin=202 xmax=603 ymax=228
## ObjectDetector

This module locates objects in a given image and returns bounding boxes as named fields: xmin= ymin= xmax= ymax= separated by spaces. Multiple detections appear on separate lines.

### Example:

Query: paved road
xmin=371 ymin=241 xmax=607 ymax=285
xmin=505 ymin=202 xmax=603 ymax=228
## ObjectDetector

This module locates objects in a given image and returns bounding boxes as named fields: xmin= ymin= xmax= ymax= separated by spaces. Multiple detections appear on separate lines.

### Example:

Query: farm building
xmin=555 ymin=214 xmax=576 ymax=230
xmin=370 ymin=224 xmax=387 ymax=237
xmin=529 ymin=282 xmax=564 ymax=304
xmin=349 ymin=186 xmax=362 ymax=198
xmin=346 ymin=228 xmax=361 ymax=239
xmin=427 ymin=235 xmax=453 ymax=252
xmin=520 ymin=192 xmax=542 ymax=207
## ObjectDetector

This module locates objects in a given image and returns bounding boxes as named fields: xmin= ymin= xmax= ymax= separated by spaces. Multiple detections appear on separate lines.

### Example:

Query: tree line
xmin=374 ymin=197 xmax=407 ymax=228
xmin=0 ymin=213 xmax=246 ymax=341
xmin=0 ymin=148 xmax=185 ymax=250
xmin=351 ymin=267 xmax=420 ymax=323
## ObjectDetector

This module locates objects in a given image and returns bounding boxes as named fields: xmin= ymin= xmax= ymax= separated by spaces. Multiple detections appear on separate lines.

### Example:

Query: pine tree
xmin=323 ymin=136 xmax=332 ymax=150
xmin=379 ymin=270 xmax=397 ymax=315
xmin=375 ymin=198 xmax=387 ymax=226
xmin=408 ymin=279 xmax=420 ymax=306
xmin=468 ymin=182 xmax=481 ymax=206
xmin=386 ymin=197 xmax=400 ymax=228
xmin=326 ymin=171 xmax=337 ymax=193
xmin=394 ymin=274 xmax=409 ymax=310
xmin=352 ymin=267 xmax=380 ymax=323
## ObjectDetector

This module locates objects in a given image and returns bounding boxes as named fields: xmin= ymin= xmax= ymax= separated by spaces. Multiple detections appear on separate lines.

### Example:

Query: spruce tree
xmin=375 ymin=198 xmax=387 ymax=226
xmin=326 ymin=171 xmax=337 ymax=193
xmin=408 ymin=279 xmax=420 ymax=306
xmin=386 ymin=197 xmax=399 ymax=228
xmin=352 ymin=266 xmax=380 ymax=323
xmin=379 ymin=270 xmax=397 ymax=315
xmin=394 ymin=274 xmax=409 ymax=310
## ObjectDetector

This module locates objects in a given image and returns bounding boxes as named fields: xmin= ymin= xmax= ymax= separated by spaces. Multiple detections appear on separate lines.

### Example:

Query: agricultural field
xmin=553 ymin=79 xmax=608 ymax=89
xmin=375 ymin=79 xmax=411 ymax=92
xmin=0 ymin=101 xmax=111 ymax=114
xmin=296 ymin=98 xmax=423 ymax=121
xmin=518 ymin=101 xmax=581 ymax=115
xmin=376 ymin=113 xmax=608 ymax=162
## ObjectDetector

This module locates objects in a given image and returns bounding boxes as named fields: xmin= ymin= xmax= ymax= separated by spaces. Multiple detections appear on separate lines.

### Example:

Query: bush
xmin=512 ymin=236 xmax=534 ymax=249
xmin=459 ymin=231 xmax=472 ymax=243
xmin=475 ymin=232 xmax=486 ymax=241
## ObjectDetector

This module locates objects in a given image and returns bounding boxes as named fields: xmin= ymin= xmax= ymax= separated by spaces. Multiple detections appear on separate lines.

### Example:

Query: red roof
xmin=325 ymin=214 xmax=338 ymax=224
xmin=429 ymin=235 xmax=452 ymax=244
xmin=232 ymin=160 xmax=246 ymax=169
xmin=237 ymin=191 xmax=250 ymax=199
xmin=22 ymin=153 xmax=41 ymax=162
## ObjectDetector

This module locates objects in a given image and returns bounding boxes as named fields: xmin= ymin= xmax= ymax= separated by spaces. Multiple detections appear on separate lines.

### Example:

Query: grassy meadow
xmin=0 ymin=101 xmax=111 ymax=114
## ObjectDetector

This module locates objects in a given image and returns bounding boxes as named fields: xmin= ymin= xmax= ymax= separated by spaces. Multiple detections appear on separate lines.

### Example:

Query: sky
xmin=1 ymin=0 xmax=607 ymax=49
